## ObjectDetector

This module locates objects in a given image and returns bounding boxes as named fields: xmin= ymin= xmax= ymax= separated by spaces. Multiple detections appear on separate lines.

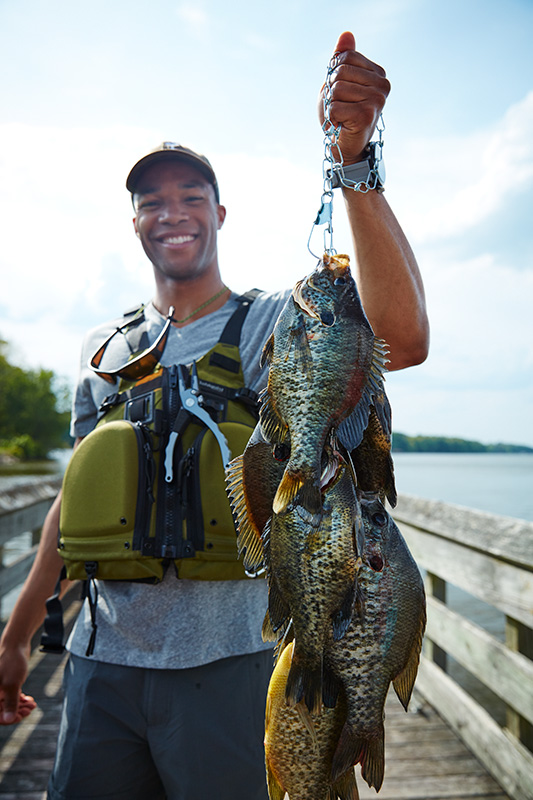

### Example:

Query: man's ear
xmin=133 ymin=217 xmax=140 ymax=237
xmin=217 ymin=205 xmax=227 ymax=230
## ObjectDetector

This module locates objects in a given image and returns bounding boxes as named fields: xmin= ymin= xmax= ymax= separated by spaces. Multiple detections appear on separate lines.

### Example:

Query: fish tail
xmin=333 ymin=769 xmax=360 ymax=800
xmin=285 ymin=653 xmax=323 ymax=715
xmin=332 ymin=722 xmax=385 ymax=792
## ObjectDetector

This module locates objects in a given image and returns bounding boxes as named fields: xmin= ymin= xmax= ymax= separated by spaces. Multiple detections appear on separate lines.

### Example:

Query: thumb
xmin=333 ymin=31 xmax=356 ymax=55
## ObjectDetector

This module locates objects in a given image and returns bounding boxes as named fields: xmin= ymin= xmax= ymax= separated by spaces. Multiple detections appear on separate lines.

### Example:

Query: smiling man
xmin=0 ymin=32 xmax=428 ymax=800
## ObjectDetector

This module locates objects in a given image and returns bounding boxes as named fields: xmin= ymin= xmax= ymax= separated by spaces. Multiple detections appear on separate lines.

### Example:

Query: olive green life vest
xmin=58 ymin=291 xmax=261 ymax=584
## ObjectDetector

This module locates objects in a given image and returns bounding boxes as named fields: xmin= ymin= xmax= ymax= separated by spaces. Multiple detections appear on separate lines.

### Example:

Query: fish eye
xmin=273 ymin=443 xmax=290 ymax=462
xmin=320 ymin=310 xmax=335 ymax=327
xmin=372 ymin=512 xmax=388 ymax=526
xmin=369 ymin=554 xmax=384 ymax=571
xmin=334 ymin=277 xmax=346 ymax=286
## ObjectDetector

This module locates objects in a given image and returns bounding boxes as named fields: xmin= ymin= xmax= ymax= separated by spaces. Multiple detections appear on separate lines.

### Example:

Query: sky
xmin=1 ymin=0 xmax=532 ymax=447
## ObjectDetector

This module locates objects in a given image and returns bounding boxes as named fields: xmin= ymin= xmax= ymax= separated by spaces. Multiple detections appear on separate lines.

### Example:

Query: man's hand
xmin=318 ymin=31 xmax=390 ymax=164
xmin=0 ymin=643 xmax=34 ymax=724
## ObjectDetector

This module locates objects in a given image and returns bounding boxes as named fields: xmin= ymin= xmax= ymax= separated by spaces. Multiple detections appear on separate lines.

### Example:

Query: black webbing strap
xmin=217 ymin=289 xmax=262 ymax=347
xmin=40 ymin=566 xmax=67 ymax=654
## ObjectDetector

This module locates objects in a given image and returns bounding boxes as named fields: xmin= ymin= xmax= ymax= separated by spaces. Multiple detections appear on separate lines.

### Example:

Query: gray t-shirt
xmin=67 ymin=289 xmax=290 ymax=669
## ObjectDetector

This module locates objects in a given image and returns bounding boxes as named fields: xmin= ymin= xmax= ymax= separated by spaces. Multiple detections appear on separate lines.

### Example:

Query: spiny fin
xmin=393 ymin=605 xmax=426 ymax=710
xmin=331 ymin=583 xmax=355 ymax=641
xmin=285 ymin=654 xmax=323 ymax=714
xmin=260 ymin=333 xmax=274 ymax=368
xmin=258 ymin=388 xmax=288 ymax=445
xmin=225 ymin=455 xmax=264 ymax=573
xmin=332 ymin=722 xmax=385 ymax=792
xmin=261 ymin=609 xmax=276 ymax=642
xmin=333 ymin=769 xmax=360 ymax=800
xmin=273 ymin=471 xmax=322 ymax=515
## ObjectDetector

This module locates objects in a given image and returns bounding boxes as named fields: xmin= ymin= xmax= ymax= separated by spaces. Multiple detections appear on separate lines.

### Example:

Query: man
xmin=0 ymin=32 xmax=428 ymax=800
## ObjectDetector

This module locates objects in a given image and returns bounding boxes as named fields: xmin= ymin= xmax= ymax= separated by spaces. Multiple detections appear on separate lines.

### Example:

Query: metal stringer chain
xmin=308 ymin=52 xmax=385 ymax=259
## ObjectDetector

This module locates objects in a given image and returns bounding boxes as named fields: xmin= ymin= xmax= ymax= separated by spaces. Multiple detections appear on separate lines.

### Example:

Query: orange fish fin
xmin=265 ymin=764 xmax=285 ymax=800
xmin=260 ymin=333 xmax=275 ymax=368
xmin=273 ymin=472 xmax=322 ymax=515
xmin=333 ymin=770 xmax=360 ymax=800
xmin=258 ymin=388 xmax=288 ymax=444
xmin=332 ymin=722 xmax=385 ymax=792
xmin=225 ymin=454 xmax=265 ymax=573
xmin=393 ymin=605 xmax=426 ymax=710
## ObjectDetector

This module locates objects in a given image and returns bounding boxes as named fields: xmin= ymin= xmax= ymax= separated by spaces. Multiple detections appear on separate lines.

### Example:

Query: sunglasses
xmin=88 ymin=306 xmax=175 ymax=384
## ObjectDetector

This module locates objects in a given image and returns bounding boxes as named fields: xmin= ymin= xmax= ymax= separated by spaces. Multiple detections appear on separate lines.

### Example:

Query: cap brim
xmin=126 ymin=151 xmax=218 ymax=200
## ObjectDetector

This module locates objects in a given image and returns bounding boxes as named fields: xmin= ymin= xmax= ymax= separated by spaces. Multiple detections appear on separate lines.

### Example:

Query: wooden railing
xmin=1 ymin=481 xmax=532 ymax=799
xmin=0 ymin=478 xmax=62 ymax=617
xmin=394 ymin=494 xmax=533 ymax=800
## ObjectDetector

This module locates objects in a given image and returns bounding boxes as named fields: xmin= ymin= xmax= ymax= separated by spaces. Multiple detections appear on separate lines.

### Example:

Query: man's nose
xmin=158 ymin=201 xmax=188 ymax=223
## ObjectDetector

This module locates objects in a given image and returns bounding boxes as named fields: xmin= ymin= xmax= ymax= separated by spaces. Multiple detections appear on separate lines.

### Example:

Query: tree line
xmin=0 ymin=340 xmax=72 ymax=461
xmin=392 ymin=432 xmax=533 ymax=454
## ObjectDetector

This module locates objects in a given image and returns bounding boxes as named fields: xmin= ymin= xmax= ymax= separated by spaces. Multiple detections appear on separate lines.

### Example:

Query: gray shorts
xmin=47 ymin=650 xmax=273 ymax=800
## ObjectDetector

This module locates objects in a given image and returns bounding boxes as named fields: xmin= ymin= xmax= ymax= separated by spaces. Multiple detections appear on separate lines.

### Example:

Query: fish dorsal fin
xmin=337 ymin=336 xmax=389 ymax=452
xmin=225 ymin=454 xmax=265 ymax=573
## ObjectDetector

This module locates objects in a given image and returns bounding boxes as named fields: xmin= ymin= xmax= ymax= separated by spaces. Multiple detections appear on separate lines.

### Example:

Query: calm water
xmin=393 ymin=452 xmax=533 ymax=522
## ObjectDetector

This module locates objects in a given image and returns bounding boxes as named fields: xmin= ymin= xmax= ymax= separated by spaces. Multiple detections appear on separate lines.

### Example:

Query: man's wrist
xmin=328 ymin=143 xmax=385 ymax=193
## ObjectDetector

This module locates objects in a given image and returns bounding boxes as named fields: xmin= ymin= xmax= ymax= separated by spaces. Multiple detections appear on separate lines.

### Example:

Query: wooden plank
xmin=416 ymin=657 xmax=533 ymax=800
xmin=394 ymin=493 xmax=533 ymax=569
xmin=425 ymin=596 xmax=533 ymax=724
xmin=398 ymin=522 xmax=533 ymax=627
xmin=0 ymin=501 xmax=52 ymax=547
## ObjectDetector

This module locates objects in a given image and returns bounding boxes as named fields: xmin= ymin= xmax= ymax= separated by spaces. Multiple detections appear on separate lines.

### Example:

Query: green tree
xmin=0 ymin=340 xmax=71 ymax=460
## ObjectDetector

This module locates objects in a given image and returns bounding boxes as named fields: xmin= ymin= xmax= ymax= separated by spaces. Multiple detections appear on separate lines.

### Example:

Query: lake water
xmin=392 ymin=452 xmax=533 ymax=522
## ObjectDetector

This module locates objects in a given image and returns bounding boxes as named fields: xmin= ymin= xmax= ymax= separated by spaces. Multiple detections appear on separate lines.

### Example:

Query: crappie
xmin=264 ymin=640 xmax=360 ymax=800
xmin=262 ymin=448 xmax=362 ymax=714
xmin=326 ymin=497 xmax=426 ymax=791
xmin=226 ymin=424 xmax=288 ymax=575
xmin=260 ymin=252 xmax=389 ymax=515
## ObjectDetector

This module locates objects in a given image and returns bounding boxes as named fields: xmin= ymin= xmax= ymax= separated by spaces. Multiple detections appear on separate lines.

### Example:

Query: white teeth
xmin=162 ymin=235 xmax=194 ymax=244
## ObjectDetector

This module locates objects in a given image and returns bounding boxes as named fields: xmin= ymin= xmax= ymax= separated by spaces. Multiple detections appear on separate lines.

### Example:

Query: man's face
xmin=132 ymin=161 xmax=226 ymax=283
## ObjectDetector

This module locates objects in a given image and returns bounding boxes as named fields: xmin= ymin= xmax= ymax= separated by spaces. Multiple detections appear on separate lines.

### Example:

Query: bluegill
xmin=326 ymin=497 xmax=426 ymax=791
xmin=225 ymin=424 xmax=288 ymax=576
xmin=262 ymin=448 xmax=362 ymax=714
xmin=264 ymin=640 xmax=359 ymax=800
xmin=350 ymin=394 xmax=396 ymax=507
xmin=260 ymin=253 xmax=389 ymax=515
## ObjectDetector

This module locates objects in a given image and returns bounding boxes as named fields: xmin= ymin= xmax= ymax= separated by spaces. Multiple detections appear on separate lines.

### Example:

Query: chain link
xmin=308 ymin=53 xmax=385 ymax=258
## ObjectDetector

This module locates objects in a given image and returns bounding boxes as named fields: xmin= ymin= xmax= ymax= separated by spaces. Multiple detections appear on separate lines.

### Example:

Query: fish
xmin=262 ymin=446 xmax=362 ymax=714
xmin=225 ymin=424 xmax=288 ymax=576
xmin=326 ymin=496 xmax=426 ymax=792
xmin=350 ymin=393 xmax=397 ymax=507
xmin=259 ymin=252 xmax=389 ymax=516
xmin=264 ymin=640 xmax=360 ymax=800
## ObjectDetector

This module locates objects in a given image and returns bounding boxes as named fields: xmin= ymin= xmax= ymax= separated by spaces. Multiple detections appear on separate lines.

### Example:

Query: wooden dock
xmin=0 ymin=479 xmax=532 ymax=799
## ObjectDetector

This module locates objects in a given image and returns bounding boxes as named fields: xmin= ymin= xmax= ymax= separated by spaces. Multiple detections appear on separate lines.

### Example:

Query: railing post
xmin=425 ymin=571 xmax=447 ymax=672
xmin=505 ymin=616 xmax=533 ymax=751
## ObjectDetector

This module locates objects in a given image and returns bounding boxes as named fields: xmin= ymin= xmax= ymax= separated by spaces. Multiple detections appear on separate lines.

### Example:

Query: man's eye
xmin=186 ymin=195 xmax=204 ymax=203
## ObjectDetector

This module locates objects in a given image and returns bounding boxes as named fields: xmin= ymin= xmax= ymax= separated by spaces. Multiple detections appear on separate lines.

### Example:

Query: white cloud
xmin=388 ymin=91 xmax=533 ymax=243
xmin=175 ymin=2 xmax=209 ymax=32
